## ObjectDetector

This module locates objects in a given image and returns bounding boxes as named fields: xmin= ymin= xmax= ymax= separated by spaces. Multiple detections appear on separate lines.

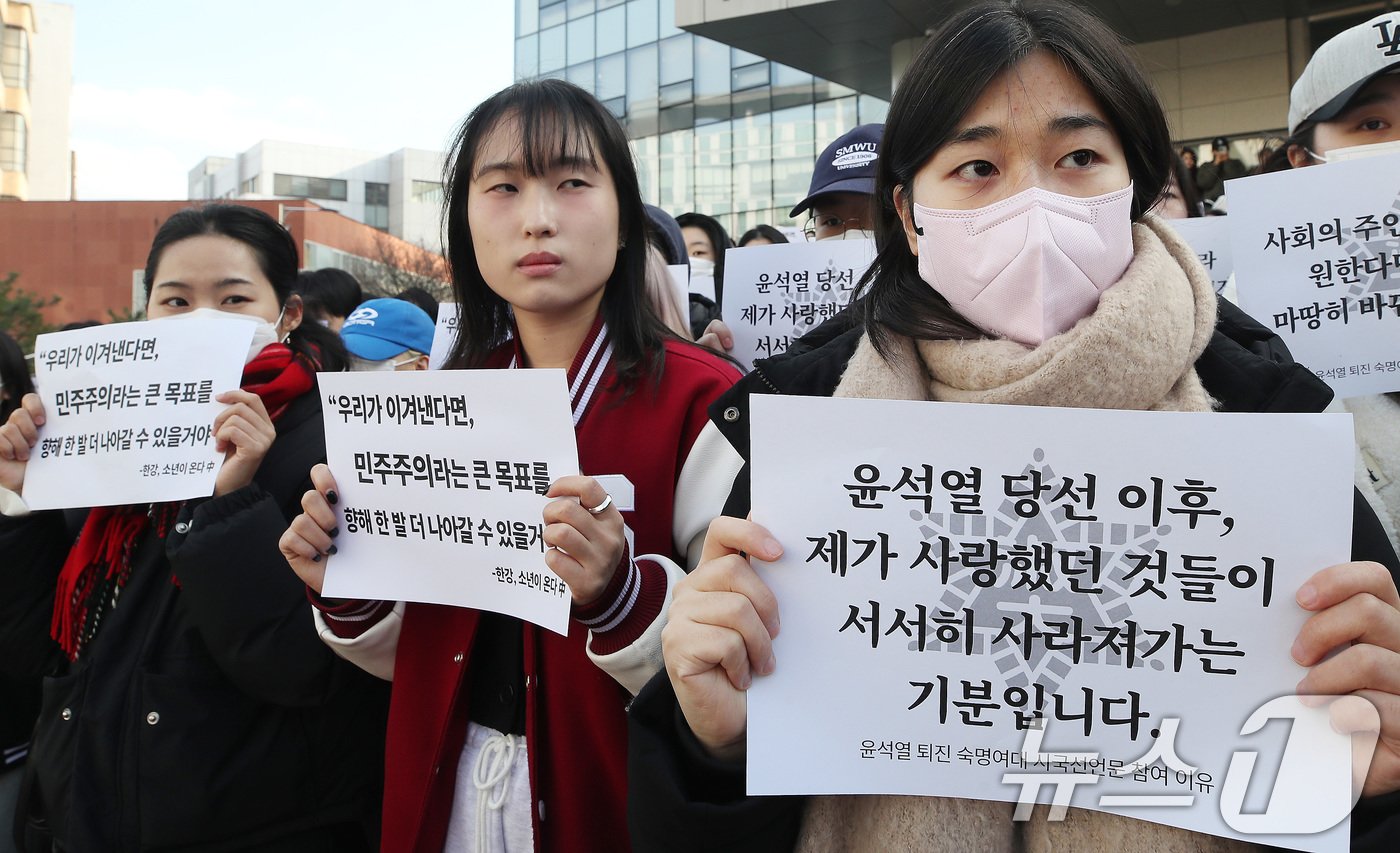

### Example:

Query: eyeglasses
xmin=803 ymin=215 xmax=865 ymax=241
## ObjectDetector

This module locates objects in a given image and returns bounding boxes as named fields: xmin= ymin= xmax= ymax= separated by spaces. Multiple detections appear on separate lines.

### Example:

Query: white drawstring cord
xmin=473 ymin=731 xmax=522 ymax=853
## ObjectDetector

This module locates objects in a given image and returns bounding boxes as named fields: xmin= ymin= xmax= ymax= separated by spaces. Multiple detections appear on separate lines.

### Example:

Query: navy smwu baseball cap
xmin=790 ymin=124 xmax=884 ymax=218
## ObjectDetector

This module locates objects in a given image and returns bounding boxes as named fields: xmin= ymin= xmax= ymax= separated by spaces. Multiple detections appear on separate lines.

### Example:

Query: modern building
xmin=0 ymin=200 xmax=447 ymax=327
xmin=189 ymin=141 xmax=447 ymax=252
xmin=514 ymin=0 xmax=890 ymax=235
xmin=1 ymin=0 xmax=73 ymax=201
xmin=675 ymin=0 xmax=1398 ymax=172
xmin=515 ymin=0 xmax=1398 ymax=231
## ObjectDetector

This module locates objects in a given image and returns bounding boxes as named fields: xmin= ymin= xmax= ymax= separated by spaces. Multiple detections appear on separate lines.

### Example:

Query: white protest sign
xmin=1231 ymin=152 xmax=1400 ymax=398
xmin=667 ymin=264 xmax=689 ymax=315
xmin=24 ymin=319 xmax=254 ymax=510
xmin=1164 ymin=217 xmax=1232 ymax=294
xmin=748 ymin=395 xmax=1356 ymax=852
xmin=724 ymin=239 xmax=875 ymax=368
xmin=318 ymin=369 xmax=579 ymax=634
xmin=428 ymin=302 xmax=459 ymax=370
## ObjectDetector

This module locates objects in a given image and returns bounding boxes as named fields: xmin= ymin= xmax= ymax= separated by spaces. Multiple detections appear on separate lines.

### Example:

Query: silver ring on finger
xmin=587 ymin=494 xmax=613 ymax=515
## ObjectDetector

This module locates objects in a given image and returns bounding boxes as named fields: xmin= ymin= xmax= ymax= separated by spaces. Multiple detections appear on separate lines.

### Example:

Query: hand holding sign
xmin=0 ymin=392 xmax=46 ymax=493
xmin=1292 ymin=560 xmax=1400 ymax=798
xmin=280 ymin=463 xmax=343 ymax=593
xmin=212 ymin=389 xmax=277 ymax=497
xmin=542 ymin=474 xmax=627 ymax=607
xmin=662 ymin=515 xmax=783 ymax=763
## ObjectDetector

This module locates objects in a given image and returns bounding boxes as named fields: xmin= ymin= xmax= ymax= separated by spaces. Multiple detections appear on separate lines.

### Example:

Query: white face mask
xmin=1311 ymin=139 xmax=1400 ymax=163
xmin=688 ymin=256 xmax=715 ymax=277
xmin=153 ymin=306 xmax=285 ymax=365
xmin=910 ymin=183 xmax=1135 ymax=347
xmin=350 ymin=354 xmax=418 ymax=372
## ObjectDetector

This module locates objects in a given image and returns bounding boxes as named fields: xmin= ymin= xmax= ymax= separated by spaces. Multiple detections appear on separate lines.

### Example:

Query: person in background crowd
xmin=296 ymin=267 xmax=365 ymax=332
xmin=1179 ymin=145 xmax=1198 ymax=184
xmin=279 ymin=79 xmax=741 ymax=853
xmin=676 ymin=212 xmax=733 ymax=307
xmin=643 ymin=205 xmax=696 ymax=340
xmin=791 ymin=123 xmax=883 ymax=241
xmin=1151 ymin=155 xmax=1205 ymax=219
xmin=1194 ymin=135 xmax=1246 ymax=207
xmin=0 ymin=330 xmax=36 ymax=853
xmin=1272 ymin=10 xmax=1400 ymax=555
xmin=340 ymin=297 xmax=434 ymax=372
xmin=0 ymin=204 xmax=385 ymax=852
xmin=627 ymin=2 xmax=1400 ymax=850
xmin=737 ymin=225 xmax=789 ymax=247
xmin=394 ymin=286 xmax=441 ymax=324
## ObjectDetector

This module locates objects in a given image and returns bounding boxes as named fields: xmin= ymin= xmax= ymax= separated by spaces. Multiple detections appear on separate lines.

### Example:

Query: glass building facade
xmin=514 ymin=0 xmax=888 ymax=234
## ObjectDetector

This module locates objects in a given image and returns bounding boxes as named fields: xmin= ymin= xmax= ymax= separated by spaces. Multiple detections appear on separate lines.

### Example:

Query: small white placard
xmin=1164 ymin=216 xmax=1233 ymax=295
xmin=723 ymin=240 xmax=875 ymax=368
xmin=1230 ymin=153 xmax=1400 ymax=398
xmin=318 ymin=369 xmax=579 ymax=634
xmin=428 ymin=302 xmax=459 ymax=370
xmin=24 ymin=318 xmax=253 ymax=509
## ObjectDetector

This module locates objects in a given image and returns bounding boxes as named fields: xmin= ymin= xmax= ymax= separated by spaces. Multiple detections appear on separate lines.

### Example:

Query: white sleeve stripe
xmin=578 ymin=557 xmax=637 ymax=628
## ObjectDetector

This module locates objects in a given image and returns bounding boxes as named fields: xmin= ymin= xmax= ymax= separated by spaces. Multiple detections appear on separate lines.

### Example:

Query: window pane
xmin=567 ymin=60 xmax=595 ymax=95
xmin=693 ymin=121 xmax=732 ymax=216
xmin=658 ymin=129 xmax=692 ymax=212
xmin=365 ymin=182 xmax=390 ymax=205
xmin=815 ymin=96 xmax=859 ymax=151
xmin=568 ymin=0 xmax=595 ymax=18
xmin=626 ymin=0 xmax=656 ymax=49
xmin=859 ymin=94 xmax=889 ymax=125
xmin=412 ymin=180 xmax=444 ymax=205
xmin=539 ymin=25 xmax=566 ymax=73
xmin=658 ymin=0 xmax=681 ymax=38
xmin=603 ymin=96 xmax=626 ymax=119
xmin=596 ymin=52 xmax=625 ymax=101
xmin=567 ymin=15 xmax=594 ymax=65
xmin=596 ymin=5 xmax=625 ymax=57
xmin=771 ymin=105 xmax=816 ymax=220
xmin=732 ymin=112 xmax=772 ymax=209
xmin=517 ymin=0 xmax=539 ymax=36
xmin=0 ymin=111 xmax=26 ymax=172
xmin=540 ymin=0 xmax=567 ymax=28
xmin=659 ymin=80 xmax=692 ymax=109
xmin=598 ymin=0 xmax=626 ymax=8
xmin=731 ymin=47 xmax=763 ymax=67
xmin=659 ymin=34 xmax=692 ymax=86
xmin=772 ymin=62 xmax=813 ymax=110
xmin=630 ymin=135 xmax=660 ymax=204
xmin=516 ymin=34 xmax=539 ymax=79
xmin=731 ymin=62 xmax=769 ymax=92
xmin=731 ymin=85 xmax=770 ymax=120
xmin=626 ymin=43 xmax=659 ymax=137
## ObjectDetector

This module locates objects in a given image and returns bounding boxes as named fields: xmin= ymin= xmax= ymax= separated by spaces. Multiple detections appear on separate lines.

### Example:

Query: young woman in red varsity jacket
xmin=279 ymin=80 xmax=741 ymax=853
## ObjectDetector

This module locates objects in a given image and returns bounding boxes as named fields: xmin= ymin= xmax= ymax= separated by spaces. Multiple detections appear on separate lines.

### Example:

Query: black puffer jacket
xmin=0 ymin=391 xmax=389 ymax=853
xmin=627 ymin=299 xmax=1400 ymax=853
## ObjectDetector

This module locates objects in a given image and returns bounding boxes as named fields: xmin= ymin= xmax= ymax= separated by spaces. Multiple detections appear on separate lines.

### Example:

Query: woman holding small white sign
xmin=630 ymin=2 xmax=1400 ymax=852
xmin=278 ymin=80 xmax=741 ymax=852
xmin=0 ymin=205 xmax=388 ymax=852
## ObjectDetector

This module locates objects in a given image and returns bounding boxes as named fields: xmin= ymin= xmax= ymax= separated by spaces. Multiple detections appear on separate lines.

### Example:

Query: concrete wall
xmin=1134 ymin=19 xmax=1293 ymax=144
xmin=25 ymin=1 xmax=70 ymax=200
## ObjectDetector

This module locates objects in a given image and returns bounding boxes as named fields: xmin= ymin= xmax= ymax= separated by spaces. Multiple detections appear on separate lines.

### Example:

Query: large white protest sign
xmin=724 ymin=239 xmax=875 ymax=368
xmin=748 ymin=395 xmax=1357 ymax=851
xmin=428 ymin=302 xmax=459 ymax=370
xmin=1231 ymin=152 xmax=1400 ymax=398
xmin=1164 ymin=217 xmax=1232 ymax=295
xmin=24 ymin=319 xmax=254 ymax=510
xmin=318 ymin=369 xmax=579 ymax=634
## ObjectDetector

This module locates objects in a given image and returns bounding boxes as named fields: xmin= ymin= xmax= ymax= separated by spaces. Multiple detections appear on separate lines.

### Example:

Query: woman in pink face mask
xmin=628 ymin=2 xmax=1400 ymax=852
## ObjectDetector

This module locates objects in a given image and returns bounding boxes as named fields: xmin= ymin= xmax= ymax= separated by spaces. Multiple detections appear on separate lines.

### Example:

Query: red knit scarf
xmin=50 ymin=343 xmax=317 ymax=660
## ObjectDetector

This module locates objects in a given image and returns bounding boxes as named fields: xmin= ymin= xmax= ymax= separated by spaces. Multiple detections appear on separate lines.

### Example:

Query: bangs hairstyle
xmin=858 ymin=0 xmax=1175 ymax=352
xmin=441 ymin=78 xmax=671 ymax=389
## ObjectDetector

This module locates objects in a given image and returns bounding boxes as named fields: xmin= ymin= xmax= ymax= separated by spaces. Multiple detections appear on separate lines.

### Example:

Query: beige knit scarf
xmin=801 ymin=216 xmax=1257 ymax=853
xmin=833 ymin=215 xmax=1218 ymax=413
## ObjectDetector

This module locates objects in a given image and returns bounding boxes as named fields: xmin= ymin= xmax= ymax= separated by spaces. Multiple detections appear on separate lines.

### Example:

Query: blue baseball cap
xmin=340 ymin=298 xmax=435 ymax=360
xmin=790 ymin=124 xmax=884 ymax=218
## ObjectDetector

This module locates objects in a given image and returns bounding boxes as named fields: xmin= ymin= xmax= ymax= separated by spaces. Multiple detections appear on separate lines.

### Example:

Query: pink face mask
xmin=910 ymin=183 xmax=1135 ymax=346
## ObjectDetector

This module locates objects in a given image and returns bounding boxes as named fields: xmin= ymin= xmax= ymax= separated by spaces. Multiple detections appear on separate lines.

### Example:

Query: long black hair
xmin=675 ymin=212 xmax=734 ymax=308
xmin=441 ymin=79 xmax=673 ymax=390
xmin=142 ymin=204 xmax=349 ymax=372
xmin=295 ymin=267 xmax=364 ymax=322
xmin=858 ymin=0 xmax=1176 ymax=353
xmin=0 ymin=330 xmax=33 ymax=423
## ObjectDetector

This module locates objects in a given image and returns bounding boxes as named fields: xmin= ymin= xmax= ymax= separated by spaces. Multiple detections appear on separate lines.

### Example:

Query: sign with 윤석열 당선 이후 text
xmin=746 ymin=395 xmax=1358 ymax=851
